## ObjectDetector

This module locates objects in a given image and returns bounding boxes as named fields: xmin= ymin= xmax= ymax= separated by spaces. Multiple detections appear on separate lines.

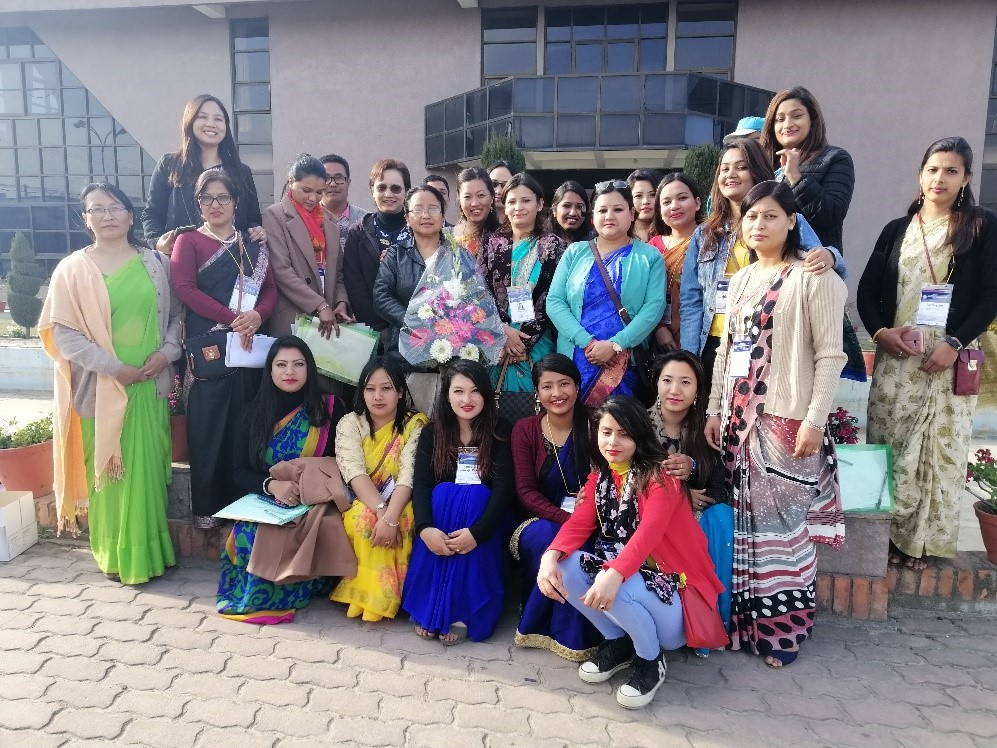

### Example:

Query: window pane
xmin=32 ymin=231 xmax=67 ymax=254
xmin=545 ymin=42 xmax=570 ymax=75
xmin=488 ymin=81 xmax=513 ymax=119
xmin=24 ymin=62 xmax=58 ymax=89
xmin=606 ymin=6 xmax=639 ymax=39
xmin=64 ymin=118 xmax=87 ymax=145
xmin=61 ymin=88 xmax=86 ymax=116
xmin=466 ymin=88 xmax=487 ymax=125
xmin=600 ymin=114 xmax=640 ymax=147
xmin=65 ymin=146 xmax=90 ymax=174
xmin=677 ymin=3 xmax=736 ymax=36
xmin=444 ymin=130 xmax=464 ymax=162
xmin=60 ymin=65 xmax=82 ymax=87
xmin=601 ymin=76 xmax=641 ymax=113
xmin=234 ymin=51 xmax=270 ymax=83
xmin=572 ymin=8 xmax=605 ymax=41
xmin=513 ymin=77 xmax=554 ymax=113
xmin=687 ymin=76 xmax=719 ymax=114
xmin=426 ymin=102 xmax=445 ymax=135
xmin=546 ymin=8 xmax=571 ymax=42
xmin=483 ymin=43 xmax=537 ymax=75
xmin=26 ymin=89 xmax=59 ymax=114
xmin=444 ymin=97 xmax=463 ymax=131
xmin=233 ymin=18 xmax=270 ymax=51
xmin=676 ymin=37 xmax=733 ymax=70
xmin=558 ymin=77 xmax=597 ymax=114
xmin=0 ymin=179 xmax=17 ymax=201
xmin=234 ymin=83 xmax=270 ymax=110
xmin=41 ymin=147 xmax=64 ymax=173
xmin=517 ymin=116 xmax=553 ymax=149
xmin=468 ymin=124 xmax=488 ymax=159
xmin=643 ymin=113 xmax=686 ymax=146
xmin=116 ymin=146 xmax=140 ymax=174
xmin=42 ymin=175 xmax=67 ymax=202
xmin=236 ymin=113 xmax=271 ymax=144
xmin=641 ymin=5 xmax=668 ymax=37
xmin=91 ymin=146 xmax=114 ymax=177
xmin=685 ymin=114 xmax=715 ymax=145
xmin=0 ymin=206 xmax=31 ymax=228
xmin=557 ymin=116 xmax=596 ymax=148
xmin=427 ymin=134 xmax=444 ymax=167
xmin=0 ymin=148 xmax=13 ymax=174
xmin=0 ymin=63 xmax=20 ymax=88
xmin=17 ymin=147 xmax=39 ymax=174
xmin=39 ymin=118 xmax=61 ymax=145
xmin=15 ymin=118 xmax=37 ymax=145
xmin=0 ymin=90 xmax=23 ymax=115
xmin=0 ymin=120 xmax=11 ymax=147
xmin=482 ymin=8 xmax=538 ymax=43
xmin=645 ymin=74 xmax=688 ymax=111
xmin=116 ymin=175 xmax=142 ymax=202
xmin=639 ymin=39 xmax=666 ymax=71
xmin=575 ymin=44 xmax=602 ymax=74
xmin=32 ymin=205 xmax=66 ymax=230
xmin=239 ymin=144 xmax=272 ymax=172
xmin=606 ymin=42 xmax=635 ymax=73
xmin=88 ymin=116 xmax=114 ymax=145
xmin=717 ymin=82 xmax=745 ymax=119
xmin=87 ymin=92 xmax=109 ymax=116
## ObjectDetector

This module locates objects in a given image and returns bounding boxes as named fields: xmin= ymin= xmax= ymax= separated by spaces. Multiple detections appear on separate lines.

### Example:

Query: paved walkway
xmin=2 ymin=541 xmax=996 ymax=747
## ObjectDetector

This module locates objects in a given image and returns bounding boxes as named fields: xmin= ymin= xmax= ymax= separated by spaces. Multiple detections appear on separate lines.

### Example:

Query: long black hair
xmin=651 ymin=351 xmax=715 ymax=494
xmin=431 ymin=360 xmax=500 ymax=480
xmin=653 ymin=172 xmax=704 ymax=237
xmin=456 ymin=167 xmax=501 ymax=233
xmin=79 ymin=182 xmax=142 ymax=248
xmin=169 ymin=94 xmax=252 ymax=200
xmin=499 ymin=172 xmax=550 ymax=237
xmin=740 ymin=181 xmax=805 ymax=263
xmin=701 ymin=138 xmax=774 ymax=258
xmin=353 ymin=356 xmax=418 ymax=436
xmin=592 ymin=396 xmax=668 ymax=494
xmin=531 ymin=353 xmax=592 ymax=477
xmin=245 ymin=336 xmax=329 ymax=471
xmin=906 ymin=136 xmax=985 ymax=257
xmin=551 ymin=180 xmax=591 ymax=243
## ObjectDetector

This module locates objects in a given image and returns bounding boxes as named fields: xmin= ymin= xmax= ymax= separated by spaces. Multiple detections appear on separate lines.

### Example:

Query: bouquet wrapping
xmin=399 ymin=243 xmax=505 ymax=367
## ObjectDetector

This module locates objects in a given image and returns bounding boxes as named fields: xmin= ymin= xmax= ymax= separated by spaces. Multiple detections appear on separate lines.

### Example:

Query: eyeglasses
xmin=408 ymin=206 xmax=442 ymax=217
xmin=374 ymin=183 xmax=404 ymax=194
xmin=594 ymin=180 xmax=629 ymax=193
xmin=197 ymin=194 xmax=234 ymax=207
xmin=84 ymin=205 xmax=129 ymax=217
xmin=327 ymin=175 xmax=348 ymax=185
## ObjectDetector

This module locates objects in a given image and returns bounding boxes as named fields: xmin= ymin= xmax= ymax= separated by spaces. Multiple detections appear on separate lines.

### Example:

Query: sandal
xmin=440 ymin=622 xmax=468 ymax=646
xmin=413 ymin=625 xmax=435 ymax=639
xmin=765 ymin=649 xmax=799 ymax=668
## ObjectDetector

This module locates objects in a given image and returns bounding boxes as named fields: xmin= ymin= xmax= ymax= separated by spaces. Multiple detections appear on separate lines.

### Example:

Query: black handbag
xmin=494 ymin=360 xmax=537 ymax=424
xmin=185 ymin=330 xmax=234 ymax=380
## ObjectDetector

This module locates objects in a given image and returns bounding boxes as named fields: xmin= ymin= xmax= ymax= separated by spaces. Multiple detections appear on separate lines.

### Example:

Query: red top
xmin=170 ymin=230 xmax=277 ymax=324
xmin=512 ymin=414 xmax=573 ymax=525
xmin=549 ymin=470 xmax=724 ymax=608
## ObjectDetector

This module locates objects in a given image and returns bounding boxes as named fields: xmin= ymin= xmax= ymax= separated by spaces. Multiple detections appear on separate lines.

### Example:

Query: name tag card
xmin=229 ymin=274 xmax=261 ymax=313
xmin=455 ymin=450 xmax=482 ymax=485
xmin=508 ymin=285 xmax=535 ymax=324
xmin=715 ymin=279 xmax=730 ymax=315
xmin=915 ymin=284 xmax=953 ymax=327
xmin=318 ymin=266 xmax=326 ymax=294
xmin=729 ymin=337 xmax=752 ymax=378
xmin=560 ymin=494 xmax=577 ymax=513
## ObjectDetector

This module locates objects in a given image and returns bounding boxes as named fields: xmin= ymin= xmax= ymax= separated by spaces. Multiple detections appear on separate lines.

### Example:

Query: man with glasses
xmin=343 ymin=158 xmax=412 ymax=332
xmin=320 ymin=154 xmax=368 ymax=251
xmin=423 ymin=174 xmax=453 ymax=227
xmin=487 ymin=160 xmax=514 ymax=225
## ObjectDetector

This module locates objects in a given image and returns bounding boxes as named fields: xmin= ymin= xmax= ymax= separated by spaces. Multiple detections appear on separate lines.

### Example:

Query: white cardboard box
xmin=0 ymin=491 xmax=39 ymax=562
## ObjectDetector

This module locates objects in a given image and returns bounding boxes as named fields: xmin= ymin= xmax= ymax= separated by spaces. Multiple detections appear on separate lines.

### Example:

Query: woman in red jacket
xmin=537 ymin=396 xmax=723 ymax=709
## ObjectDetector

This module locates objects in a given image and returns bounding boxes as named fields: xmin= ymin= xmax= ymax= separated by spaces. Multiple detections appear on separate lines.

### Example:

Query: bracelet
xmin=872 ymin=327 xmax=887 ymax=343
xmin=705 ymin=411 xmax=721 ymax=418
xmin=803 ymin=419 xmax=823 ymax=432
xmin=384 ymin=519 xmax=400 ymax=528
xmin=316 ymin=302 xmax=330 ymax=313
xmin=375 ymin=501 xmax=388 ymax=513
xmin=262 ymin=476 xmax=274 ymax=496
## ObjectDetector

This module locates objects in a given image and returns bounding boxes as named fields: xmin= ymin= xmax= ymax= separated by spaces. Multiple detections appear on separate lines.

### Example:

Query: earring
xmin=917 ymin=192 xmax=924 ymax=208
xmin=534 ymin=396 xmax=541 ymax=415
xmin=957 ymin=186 xmax=965 ymax=208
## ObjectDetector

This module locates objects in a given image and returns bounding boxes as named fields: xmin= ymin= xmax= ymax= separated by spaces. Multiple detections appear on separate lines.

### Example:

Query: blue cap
xmin=728 ymin=116 xmax=765 ymax=137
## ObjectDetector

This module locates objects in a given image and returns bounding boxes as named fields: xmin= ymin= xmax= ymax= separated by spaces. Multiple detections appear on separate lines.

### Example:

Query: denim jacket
xmin=679 ymin=214 xmax=846 ymax=356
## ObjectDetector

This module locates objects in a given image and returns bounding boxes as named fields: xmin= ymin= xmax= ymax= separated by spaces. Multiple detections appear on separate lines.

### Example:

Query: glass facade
xmin=544 ymin=4 xmax=668 ymax=75
xmin=482 ymin=7 xmax=539 ymax=81
xmin=675 ymin=2 xmax=736 ymax=78
xmin=0 ymin=26 xmax=155 ymax=273
xmin=980 ymin=25 xmax=997 ymax=215
xmin=231 ymin=18 xmax=273 ymax=207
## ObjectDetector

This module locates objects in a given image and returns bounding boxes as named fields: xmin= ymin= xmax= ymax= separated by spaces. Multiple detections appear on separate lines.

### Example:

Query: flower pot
xmin=974 ymin=501 xmax=997 ymax=564
xmin=171 ymin=415 xmax=189 ymax=463
xmin=0 ymin=300 xmax=7 ymax=313
xmin=862 ymin=350 xmax=876 ymax=377
xmin=0 ymin=440 xmax=54 ymax=496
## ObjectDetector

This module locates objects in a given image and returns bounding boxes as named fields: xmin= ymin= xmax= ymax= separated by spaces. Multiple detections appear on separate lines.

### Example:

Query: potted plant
xmin=827 ymin=407 xmax=860 ymax=445
xmin=169 ymin=373 xmax=188 ymax=462
xmin=0 ymin=415 xmax=54 ymax=496
xmin=967 ymin=448 xmax=997 ymax=563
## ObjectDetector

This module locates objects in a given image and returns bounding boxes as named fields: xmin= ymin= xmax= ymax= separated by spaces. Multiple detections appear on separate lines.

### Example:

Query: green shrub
xmin=480 ymin=134 xmax=526 ymax=174
xmin=0 ymin=415 xmax=53 ymax=449
xmin=7 ymin=231 xmax=44 ymax=335
xmin=684 ymin=144 xmax=721 ymax=200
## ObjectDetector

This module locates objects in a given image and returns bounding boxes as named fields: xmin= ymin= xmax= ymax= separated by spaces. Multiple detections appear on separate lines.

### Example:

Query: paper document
xmin=294 ymin=315 xmax=379 ymax=385
xmin=836 ymin=445 xmax=894 ymax=512
xmin=225 ymin=334 xmax=276 ymax=368
xmin=213 ymin=494 xmax=311 ymax=525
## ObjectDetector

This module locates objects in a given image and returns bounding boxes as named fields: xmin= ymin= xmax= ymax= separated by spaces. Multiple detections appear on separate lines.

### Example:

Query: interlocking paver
xmin=196 ymin=727 xmax=281 ymax=748
xmin=94 ymin=639 xmax=167 ymax=666
xmin=306 ymin=686 xmax=381 ymax=718
xmin=184 ymin=697 xmax=260 ymax=728
xmin=160 ymin=646 xmax=230 ymax=674
xmin=43 ymin=679 xmax=123 ymax=709
xmin=38 ymin=654 xmax=113 ymax=682
xmin=455 ymin=703 xmax=531 ymax=734
xmin=407 ymin=724 xmax=486 ymax=748
xmin=109 ymin=688 xmax=190 ymax=719
xmin=0 ymin=672 xmax=51 ymax=700
xmin=121 ymin=718 xmax=203 ymax=748
xmin=356 ymin=669 xmax=427 ymax=698
xmin=326 ymin=716 xmax=407 ymax=746
xmin=240 ymin=678 xmax=311 ymax=708
xmin=0 ymin=650 xmax=49 ymax=674
xmin=253 ymin=705 xmax=332 ymax=738
xmin=0 ymin=698 xmax=61 ymax=730
xmin=378 ymin=694 xmax=453 ymax=725
xmin=223 ymin=654 xmax=294 ymax=680
xmin=45 ymin=706 xmax=129 ymax=740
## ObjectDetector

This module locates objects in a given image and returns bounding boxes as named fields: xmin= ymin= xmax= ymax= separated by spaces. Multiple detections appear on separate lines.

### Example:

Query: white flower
xmin=429 ymin=338 xmax=454 ymax=363
xmin=417 ymin=304 xmax=434 ymax=320
xmin=442 ymin=279 xmax=464 ymax=305
xmin=458 ymin=344 xmax=480 ymax=361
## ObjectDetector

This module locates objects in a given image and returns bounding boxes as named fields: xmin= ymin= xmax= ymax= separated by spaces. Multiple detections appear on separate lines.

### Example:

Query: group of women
xmin=38 ymin=86 xmax=997 ymax=710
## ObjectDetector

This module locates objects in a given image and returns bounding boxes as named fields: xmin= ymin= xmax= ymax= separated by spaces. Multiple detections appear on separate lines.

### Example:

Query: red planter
xmin=862 ymin=350 xmax=876 ymax=377
xmin=0 ymin=440 xmax=54 ymax=496
xmin=974 ymin=501 xmax=997 ymax=564
xmin=170 ymin=415 xmax=189 ymax=463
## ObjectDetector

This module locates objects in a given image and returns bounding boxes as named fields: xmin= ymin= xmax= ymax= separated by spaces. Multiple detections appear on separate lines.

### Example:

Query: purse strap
xmin=588 ymin=240 xmax=631 ymax=325
xmin=494 ymin=360 xmax=511 ymax=402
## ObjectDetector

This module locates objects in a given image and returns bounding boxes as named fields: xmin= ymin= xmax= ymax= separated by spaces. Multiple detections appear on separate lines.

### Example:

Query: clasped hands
xmin=419 ymin=526 xmax=478 ymax=557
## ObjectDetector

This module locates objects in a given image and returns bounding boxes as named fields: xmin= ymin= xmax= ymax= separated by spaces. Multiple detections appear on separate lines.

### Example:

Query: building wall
xmin=735 ymin=0 xmax=997 ymax=305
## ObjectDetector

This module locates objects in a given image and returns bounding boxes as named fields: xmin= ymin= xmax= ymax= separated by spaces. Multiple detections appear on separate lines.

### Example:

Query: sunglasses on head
xmin=594 ymin=180 xmax=629 ymax=193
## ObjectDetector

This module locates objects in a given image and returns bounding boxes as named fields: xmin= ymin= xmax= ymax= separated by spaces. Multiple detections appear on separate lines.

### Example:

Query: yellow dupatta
xmin=362 ymin=413 xmax=429 ymax=487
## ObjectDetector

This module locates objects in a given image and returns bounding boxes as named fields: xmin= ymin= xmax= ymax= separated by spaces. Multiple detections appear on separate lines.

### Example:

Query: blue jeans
xmin=559 ymin=550 xmax=686 ymax=659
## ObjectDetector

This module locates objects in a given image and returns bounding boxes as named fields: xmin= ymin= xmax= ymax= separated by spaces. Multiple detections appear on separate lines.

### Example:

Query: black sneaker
xmin=578 ymin=636 xmax=635 ymax=683
xmin=616 ymin=649 xmax=667 ymax=709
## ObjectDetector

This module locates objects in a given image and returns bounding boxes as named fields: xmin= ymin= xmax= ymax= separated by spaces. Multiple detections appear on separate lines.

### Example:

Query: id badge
xmin=508 ymin=285 xmax=535 ymax=324
xmin=560 ymin=494 xmax=577 ymax=514
xmin=915 ymin=283 xmax=953 ymax=327
xmin=378 ymin=475 xmax=396 ymax=501
xmin=318 ymin=266 xmax=326 ymax=294
xmin=729 ymin=337 xmax=752 ymax=378
xmin=455 ymin=450 xmax=481 ymax=485
xmin=228 ymin=275 xmax=260 ymax=313
xmin=663 ymin=291 xmax=672 ymax=326
xmin=715 ymin=279 xmax=730 ymax=315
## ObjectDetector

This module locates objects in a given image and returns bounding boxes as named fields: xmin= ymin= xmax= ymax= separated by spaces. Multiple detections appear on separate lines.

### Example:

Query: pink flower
xmin=434 ymin=319 xmax=454 ymax=335
xmin=478 ymin=331 xmax=496 ymax=345
xmin=452 ymin=319 xmax=474 ymax=339
xmin=470 ymin=308 xmax=486 ymax=324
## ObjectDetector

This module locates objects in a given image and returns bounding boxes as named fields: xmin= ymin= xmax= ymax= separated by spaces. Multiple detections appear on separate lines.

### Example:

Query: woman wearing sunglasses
xmin=344 ymin=158 xmax=412 ymax=333
xmin=547 ymin=180 xmax=666 ymax=407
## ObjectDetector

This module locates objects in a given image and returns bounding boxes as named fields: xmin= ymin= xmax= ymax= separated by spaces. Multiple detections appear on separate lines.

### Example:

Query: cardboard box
xmin=0 ymin=491 xmax=39 ymax=562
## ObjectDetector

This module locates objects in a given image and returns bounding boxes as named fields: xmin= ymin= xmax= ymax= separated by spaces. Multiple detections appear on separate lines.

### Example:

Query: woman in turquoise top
xmin=478 ymin=173 xmax=566 ymax=394
xmin=546 ymin=180 xmax=666 ymax=408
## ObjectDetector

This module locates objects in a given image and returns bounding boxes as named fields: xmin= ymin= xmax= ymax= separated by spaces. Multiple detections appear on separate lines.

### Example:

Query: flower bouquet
xmin=399 ymin=243 xmax=505 ymax=367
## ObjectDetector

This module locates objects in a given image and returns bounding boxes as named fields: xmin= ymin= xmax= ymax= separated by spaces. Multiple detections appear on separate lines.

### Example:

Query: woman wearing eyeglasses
xmin=142 ymin=94 xmax=265 ymax=255
xmin=344 ymin=159 xmax=412 ymax=333
xmin=263 ymin=154 xmax=353 ymax=340
xmin=547 ymin=181 xmax=666 ymax=407
xmin=40 ymin=183 xmax=181 ymax=583
xmin=170 ymin=169 xmax=278 ymax=528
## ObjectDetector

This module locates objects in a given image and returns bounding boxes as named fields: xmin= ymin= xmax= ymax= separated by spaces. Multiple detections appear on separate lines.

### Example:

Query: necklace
xmin=203 ymin=226 xmax=237 ymax=245
xmin=544 ymin=415 xmax=575 ymax=496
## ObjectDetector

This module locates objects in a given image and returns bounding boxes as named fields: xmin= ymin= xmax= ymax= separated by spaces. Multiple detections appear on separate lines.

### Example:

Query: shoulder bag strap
xmin=588 ymin=240 xmax=631 ymax=325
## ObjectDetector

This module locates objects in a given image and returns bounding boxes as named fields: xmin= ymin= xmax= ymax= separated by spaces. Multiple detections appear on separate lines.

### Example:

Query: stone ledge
xmin=887 ymin=552 xmax=997 ymax=615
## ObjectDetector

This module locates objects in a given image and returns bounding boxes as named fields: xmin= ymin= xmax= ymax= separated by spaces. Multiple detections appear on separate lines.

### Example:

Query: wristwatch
xmin=610 ymin=342 xmax=623 ymax=354
xmin=944 ymin=335 xmax=964 ymax=351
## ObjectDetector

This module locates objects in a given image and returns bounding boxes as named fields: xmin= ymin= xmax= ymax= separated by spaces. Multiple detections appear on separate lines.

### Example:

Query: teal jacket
xmin=546 ymin=239 xmax=666 ymax=355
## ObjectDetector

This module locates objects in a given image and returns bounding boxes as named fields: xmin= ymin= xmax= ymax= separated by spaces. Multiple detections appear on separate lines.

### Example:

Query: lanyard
xmin=725 ymin=227 xmax=744 ymax=273
xmin=544 ymin=415 xmax=576 ymax=496
xmin=917 ymin=213 xmax=952 ymax=284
